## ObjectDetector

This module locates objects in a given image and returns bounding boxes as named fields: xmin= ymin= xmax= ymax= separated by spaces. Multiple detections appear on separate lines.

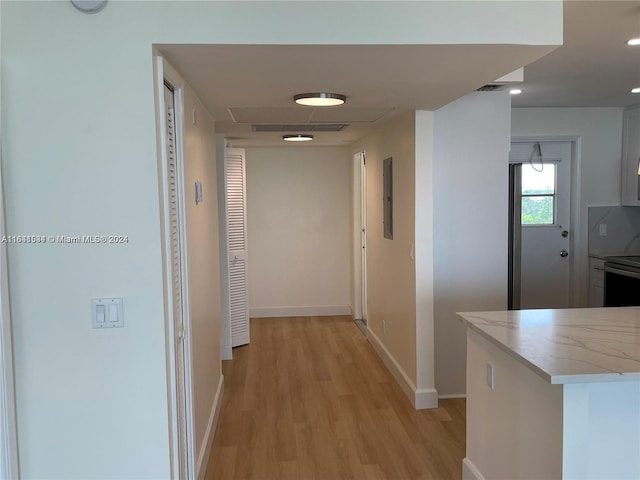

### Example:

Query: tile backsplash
xmin=588 ymin=206 xmax=640 ymax=254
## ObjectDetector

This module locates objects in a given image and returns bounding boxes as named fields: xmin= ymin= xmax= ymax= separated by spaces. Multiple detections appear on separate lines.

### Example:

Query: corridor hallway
xmin=205 ymin=316 xmax=465 ymax=480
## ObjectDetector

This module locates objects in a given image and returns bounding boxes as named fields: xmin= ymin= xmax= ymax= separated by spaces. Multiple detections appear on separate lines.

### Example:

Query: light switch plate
xmin=599 ymin=223 xmax=607 ymax=237
xmin=92 ymin=297 xmax=124 ymax=329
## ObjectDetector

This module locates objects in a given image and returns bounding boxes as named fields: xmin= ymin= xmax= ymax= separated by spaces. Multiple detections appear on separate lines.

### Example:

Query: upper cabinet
xmin=621 ymin=105 xmax=640 ymax=206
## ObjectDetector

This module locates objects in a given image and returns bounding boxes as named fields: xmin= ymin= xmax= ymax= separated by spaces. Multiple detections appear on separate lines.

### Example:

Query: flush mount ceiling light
xmin=509 ymin=88 xmax=523 ymax=95
xmin=632 ymin=87 xmax=640 ymax=94
xmin=283 ymin=134 xmax=314 ymax=142
xmin=71 ymin=0 xmax=108 ymax=13
xmin=627 ymin=38 xmax=640 ymax=46
xmin=294 ymin=93 xmax=346 ymax=107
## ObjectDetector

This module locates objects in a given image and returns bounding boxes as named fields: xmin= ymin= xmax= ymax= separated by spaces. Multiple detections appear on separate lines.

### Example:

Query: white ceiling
xmin=159 ymin=1 xmax=640 ymax=148
xmin=512 ymin=0 xmax=640 ymax=108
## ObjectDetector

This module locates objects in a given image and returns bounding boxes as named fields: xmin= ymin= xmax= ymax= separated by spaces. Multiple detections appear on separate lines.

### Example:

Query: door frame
xmin=352 ymin=151 xmax=368 ymax=324
xmin=154 ymin=52 xmax=196 ymax=479
xmin=0 ymin=147 xmax=19 ymax=479
xmin=511 ymin=135 xmax=582 ymax=307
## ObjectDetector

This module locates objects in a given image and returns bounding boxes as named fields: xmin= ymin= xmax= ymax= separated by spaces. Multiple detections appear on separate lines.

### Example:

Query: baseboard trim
xmin=462 ymin=458 xmax=486 ymax=480
xmin=221 ymin=345 xmax=232 ymax=361
xmin=367 ymin=328 xmax=437 ymax=410
xmin=196 ymin=374 xmax=224 ymax=480
xmin=439 ymin=393 xmax=467 ymax=400
xmin=250 ymin=306 xmax=352 ymax=318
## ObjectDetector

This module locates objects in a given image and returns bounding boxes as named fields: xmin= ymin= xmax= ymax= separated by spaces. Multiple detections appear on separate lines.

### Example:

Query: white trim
xmin=216 ymin=135 xmax=233 ymax=361
xmin=221 ymin=345 xmax=232 ymax=361
xmin=367 ymin=328 xmax=438 ymax=410
xmin=462 ymin=458 xmax=487 ymax=480
xmin=196 ymin=375 xmax=224 ymax=480
xmin=250 ymin=306 xmax=352 ymax=318
xmin=0 ymin=137 xmax=19 ymax=480
xmin=438 ymin=393 xmax=467 ymax=400
xmin=154 ymin=52 xmax=196 ymax=480
xmin=511 ymin=135 xmax=582 ymax=307
xmin=352 ymin=152 xmax=362 ymax=321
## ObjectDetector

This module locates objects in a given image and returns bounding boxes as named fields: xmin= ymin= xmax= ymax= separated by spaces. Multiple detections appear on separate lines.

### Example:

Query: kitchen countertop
xmin=457 ymin=308 xmax=640 ymax=385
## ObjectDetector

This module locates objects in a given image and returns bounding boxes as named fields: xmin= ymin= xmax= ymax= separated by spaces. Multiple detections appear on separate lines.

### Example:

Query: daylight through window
xmin=521 ymin=163 xmax=555 ymax=225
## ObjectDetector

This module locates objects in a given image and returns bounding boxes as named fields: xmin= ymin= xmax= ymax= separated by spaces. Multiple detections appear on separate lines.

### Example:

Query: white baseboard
xmin=250 ymin=305 xmax=352 ymax=318
xmin=196 ymin=374 xmax=224 ymax=480
xmin=367 ymin=328 xmax=438 ymax=410
xmin=462 ymin=458 xmax=486 ymax=480
xmin=439 ymin=393 xmax=467 ymax=400
xmin=221 ymin=345 xmax=232 ymax=361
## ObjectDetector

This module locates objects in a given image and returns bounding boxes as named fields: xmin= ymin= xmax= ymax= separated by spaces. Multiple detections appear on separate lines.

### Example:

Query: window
xmin=521 ymin=163 xmax=555 ymax=225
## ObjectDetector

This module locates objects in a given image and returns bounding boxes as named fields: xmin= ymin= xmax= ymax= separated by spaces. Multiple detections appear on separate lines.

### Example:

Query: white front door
xmin=512 ymin=141 xmax=572 ymax=309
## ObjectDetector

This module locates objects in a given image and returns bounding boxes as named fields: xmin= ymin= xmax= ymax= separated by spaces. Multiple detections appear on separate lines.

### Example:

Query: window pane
xmin=522 ymin=163 xmax=555 ymax=195
xmin=522 ymin=196 xmax=554 ymax=225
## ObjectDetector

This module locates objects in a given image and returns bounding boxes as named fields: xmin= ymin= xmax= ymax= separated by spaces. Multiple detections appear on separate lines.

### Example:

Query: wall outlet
xmin=486 ymin=363 xmax=495 ymax=389
xmin=382 ymin=319 xmax=387 ymax=335
xmin=599 ymin=223 xmax=607 ymax=237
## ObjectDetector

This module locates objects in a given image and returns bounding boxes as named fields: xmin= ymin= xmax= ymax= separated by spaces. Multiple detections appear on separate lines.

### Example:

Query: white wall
xmin=414 ymin=111 xmax=436 ymax=397
xmin=432 ymin=91 xmax=511 ymax=397
xmin=512 ymin=108 xmax=624 ymax=307
xmin=245 ymin=147 xmax=351 ymax=317
xmin=0 ymin=0 xmax=563 ymax=475
xmin=563 ymin=381 xmax=640 ymax=479
xmin=352 ymin=113 xmax=419 ymax=387
xmin=181 ymin=83 xmax=222 ymax=475
xmin=465 ymin=328 xmax=563 ymax=479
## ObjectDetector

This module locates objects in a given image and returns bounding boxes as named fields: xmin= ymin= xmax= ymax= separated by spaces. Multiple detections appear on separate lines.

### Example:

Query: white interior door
xmin=512 ymin=141 xmax=572 ymax=309
xmin=163 ymin=81 xmax=194 ymax=480
xmin=225 ymin=148 xmax=249 ymax=347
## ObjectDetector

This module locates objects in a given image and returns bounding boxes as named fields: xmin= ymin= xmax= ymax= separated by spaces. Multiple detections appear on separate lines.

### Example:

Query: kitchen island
xmin=457 ymin=307 xmax=640 ymax=480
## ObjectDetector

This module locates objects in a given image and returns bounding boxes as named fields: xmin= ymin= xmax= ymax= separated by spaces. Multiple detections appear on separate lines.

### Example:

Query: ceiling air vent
xmin=252 ymin=124 xmax=347 ymax=132
xmin=476 ymin=84 xmax=508 ymax=92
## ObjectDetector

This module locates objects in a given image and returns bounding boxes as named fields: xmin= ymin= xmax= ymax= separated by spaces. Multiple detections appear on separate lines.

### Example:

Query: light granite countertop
xmin=457 ymin=308 xmax=640 ymax=384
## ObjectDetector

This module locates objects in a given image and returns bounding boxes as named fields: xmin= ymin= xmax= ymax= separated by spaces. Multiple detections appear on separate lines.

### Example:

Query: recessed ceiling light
xmin=283 ymin=134 xmax=314 ymax=142
xmin=632 ymin=87 xmax=640 ymax=94
xmin=627 ymin=38 xmax=640 ymax=46
xmin=509 ymin=88 xmax=523 ymax=95
xmin=294 ymin=93 xmax=346 ymax=107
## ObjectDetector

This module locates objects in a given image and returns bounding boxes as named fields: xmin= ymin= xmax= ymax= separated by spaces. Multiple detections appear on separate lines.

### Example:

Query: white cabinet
xmin=621 ymin=105 xmax=640 ymax=206
xmin=589 ymin=257 xmax=604 ymax=307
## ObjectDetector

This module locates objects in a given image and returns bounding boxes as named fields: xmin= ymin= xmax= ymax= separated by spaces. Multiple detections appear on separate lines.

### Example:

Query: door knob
xmin=561 ymin=230 xmax=569 ymax=238
xmin=560 ymin=249 xmax=569 ymax=258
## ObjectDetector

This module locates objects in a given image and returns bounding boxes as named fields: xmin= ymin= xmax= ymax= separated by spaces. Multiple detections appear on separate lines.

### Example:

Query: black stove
xmin=605 ymin=256 xmax=640 ymax=269
xmin=604 ymin=256 xmax=640 ymax=306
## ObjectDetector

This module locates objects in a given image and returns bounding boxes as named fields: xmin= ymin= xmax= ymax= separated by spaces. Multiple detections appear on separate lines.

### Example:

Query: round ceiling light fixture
xmin=509 ymin=88 xmax=523 ymax=95
xmin=71 ymin=0 xmax=108 ymax=13
xmin=632 ymin=87 xmax=640 ymax=94
xmin=627 ymin=38 xmax=640 ymax=46
xmin=283 ymin=134 xmax=314 ymax=142
xmin=294 ymin=93 xmax=346 ymax=107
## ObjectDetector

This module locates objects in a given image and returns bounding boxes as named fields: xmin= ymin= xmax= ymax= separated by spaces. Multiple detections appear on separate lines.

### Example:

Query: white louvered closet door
xmin=164 ymin=83 xmax=190 ymax=479
xmin=225 ymin=148 xmax=250 ymax=347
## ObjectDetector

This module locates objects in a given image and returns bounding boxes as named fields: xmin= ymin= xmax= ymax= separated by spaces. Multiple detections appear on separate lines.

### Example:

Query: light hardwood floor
xmin=205 ymin=316 xmax=465 ymax=480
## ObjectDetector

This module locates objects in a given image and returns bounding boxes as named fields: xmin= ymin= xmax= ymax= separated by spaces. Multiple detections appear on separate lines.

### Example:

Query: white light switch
xmin=108 ymin=303 xmax=118 ymax=323
xmin=96 ymin=305 xmax=106 ymax=323
xmin=486 ymin=363 xmax=495 ymax=390
xmin=92 ymin=298 xmax=124 ymax=329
